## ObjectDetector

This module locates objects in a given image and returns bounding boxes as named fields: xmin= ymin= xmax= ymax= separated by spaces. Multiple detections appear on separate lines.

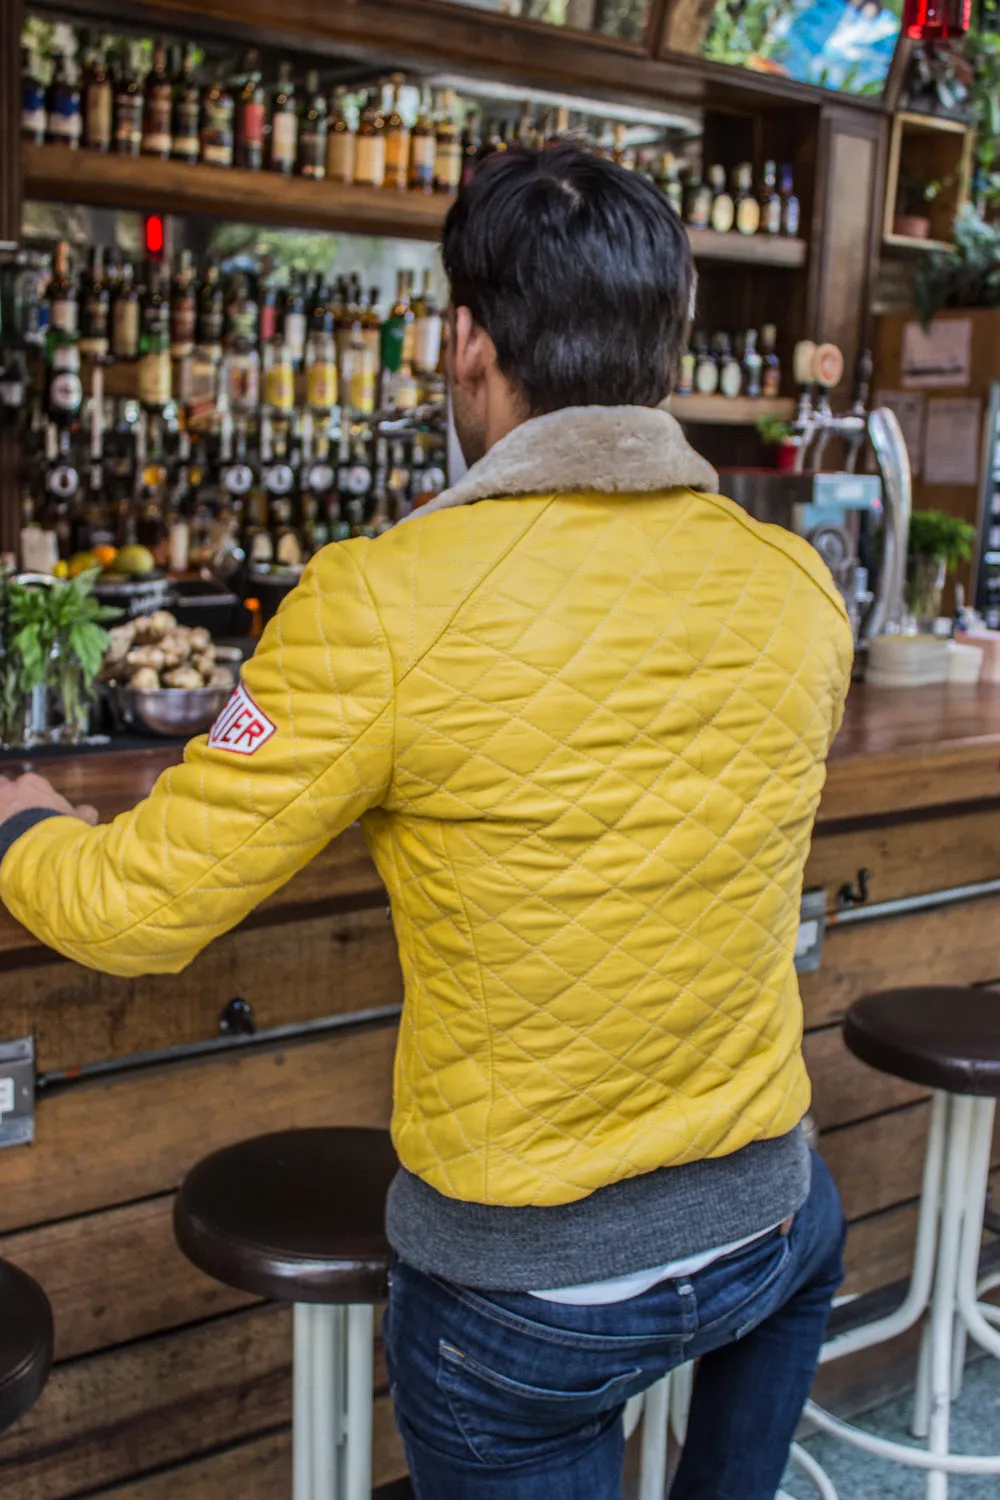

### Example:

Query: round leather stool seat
xmin=845 ymin=986 xmax=1000 ymax=1097
xmin=0 ymin=1258 xmax=53 ymax=1435
xmin=174 ymin=1127 xmax=396 ymax=1305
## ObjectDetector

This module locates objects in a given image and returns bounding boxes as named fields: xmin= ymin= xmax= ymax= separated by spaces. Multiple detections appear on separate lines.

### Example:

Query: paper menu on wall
xmin=922 ymin=397 xmax=982 ymax=486
xmin=874 ymin=390 xmax=925 ymax=476
xmin=901 ymin=318 xmax=972 ymax=389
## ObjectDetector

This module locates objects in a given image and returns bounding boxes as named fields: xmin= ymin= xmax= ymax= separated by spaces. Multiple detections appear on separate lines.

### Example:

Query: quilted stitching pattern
xmin=2 ymin=483 xmax=852 ymax=1213
xmin=363 ymin=491 xmax=852 ymax=1206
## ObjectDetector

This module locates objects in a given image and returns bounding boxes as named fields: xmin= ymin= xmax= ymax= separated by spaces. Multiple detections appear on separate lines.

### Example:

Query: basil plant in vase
xmin=3 ymin=570 xmax=117 ymax=746
xmin=906 ymin=510 xmax=976 ymax=631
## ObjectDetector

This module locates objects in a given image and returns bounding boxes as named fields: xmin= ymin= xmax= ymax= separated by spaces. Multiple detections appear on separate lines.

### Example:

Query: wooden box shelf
xmin=23 ymin=144 xmax=808 ymax=268
xmin=670 ymin=394 xmax=795 ymax=425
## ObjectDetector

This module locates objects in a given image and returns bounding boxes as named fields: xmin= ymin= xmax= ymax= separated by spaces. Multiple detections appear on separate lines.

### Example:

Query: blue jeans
xmin=384 ymin=1150 xmax=845 ymax=1500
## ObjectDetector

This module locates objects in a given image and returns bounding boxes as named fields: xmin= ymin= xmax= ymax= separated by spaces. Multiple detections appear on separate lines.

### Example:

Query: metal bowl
xmin=116 ymin=675 xmax=235 ymax=739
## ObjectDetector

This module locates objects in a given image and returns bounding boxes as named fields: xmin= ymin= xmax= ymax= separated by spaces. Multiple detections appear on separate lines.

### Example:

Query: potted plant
xmin=755 ymin=415 xmax=801 ymax=472
xmin=906 ymin=509 xmax=976 ymax=630
xmin=893 ymin=171 xmax=937 ymax=241
xmin=914 ymin=207 xmax=1000 ymax=322
xmin=3 ymin=570 xmax=116 ymax=746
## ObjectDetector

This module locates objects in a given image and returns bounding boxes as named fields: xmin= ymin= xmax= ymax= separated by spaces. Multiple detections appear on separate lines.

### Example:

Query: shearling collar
xmin=408 ymin=405 xmax=718 ymax=520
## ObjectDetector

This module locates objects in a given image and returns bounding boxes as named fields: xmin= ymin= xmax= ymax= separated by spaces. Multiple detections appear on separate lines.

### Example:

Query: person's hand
xmin=0 ymin=772 xmax=99 ymax=828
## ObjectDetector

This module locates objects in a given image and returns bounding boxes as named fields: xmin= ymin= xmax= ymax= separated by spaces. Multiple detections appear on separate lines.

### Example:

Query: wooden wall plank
xmin=799 ymin=897 xmax=1000 ymax=1029
xmin=91 ymin=1410 xmax=406 ymax=1500
xmin=0 ymin=1023 xmax=396 ymax=1235
xmin=0 ymin=1196 xmax=256 ymax=1362
xmin=0 ymin=1304 xmax=403 ymax=1499
xmin=2 ymin=906 xmax=401 ymax=1077
xmin=802 ymin=1027 xmax=928 ymax=1132
xmin=804 ymin=804 xmax=1000 ymax=913
xmin=821 ymin=1102 xmax=931 ymax=1222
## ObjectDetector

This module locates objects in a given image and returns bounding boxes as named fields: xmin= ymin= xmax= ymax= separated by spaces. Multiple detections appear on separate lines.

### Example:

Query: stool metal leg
xmin=926 ymin=1093 xmax=973 ymax=1500
xmin=343 ymin=1304 xmax=374 ymax=1500
xmin=312 ymin=1305 xmax=340 ymax=1500
xmin=637 ymin=1375 xmax=671 ymax=1500
xmin=294 ymin=1303 xmax=314 ymax=1500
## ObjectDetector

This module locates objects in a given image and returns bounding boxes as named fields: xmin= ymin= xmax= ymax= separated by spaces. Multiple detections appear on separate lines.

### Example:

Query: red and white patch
xmin=208 ymin=681 xmax=277 ymax=756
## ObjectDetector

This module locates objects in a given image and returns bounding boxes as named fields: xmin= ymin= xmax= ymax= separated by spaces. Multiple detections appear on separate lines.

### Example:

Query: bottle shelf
xmin=670 ymin=394 xmax=794 ymax=425
xmin=23 ymin=143 xmax=451 ymax=243
xmin=24 ymin=144 xmax=809 ymax=268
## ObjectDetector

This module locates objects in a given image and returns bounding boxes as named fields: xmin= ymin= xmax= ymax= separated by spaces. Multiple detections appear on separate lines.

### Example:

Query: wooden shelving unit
xmin=882 ymin=231 xmax=955 ymax=255
xmin=670 ymin=394 xmax=794 ymax=425
xmin=23 ymin=144 xmax=808 ymax=268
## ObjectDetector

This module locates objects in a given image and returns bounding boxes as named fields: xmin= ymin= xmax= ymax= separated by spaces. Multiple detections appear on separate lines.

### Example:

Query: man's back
xmin=356 ymin=409 xmax=853 ymax=1208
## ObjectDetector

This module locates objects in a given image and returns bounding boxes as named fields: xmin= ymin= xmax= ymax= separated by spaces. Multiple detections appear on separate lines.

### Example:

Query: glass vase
xmin=53 ymin=657 xmax=91 ymax=744
xmin=905 ymin=554 xmax=946 ymax=632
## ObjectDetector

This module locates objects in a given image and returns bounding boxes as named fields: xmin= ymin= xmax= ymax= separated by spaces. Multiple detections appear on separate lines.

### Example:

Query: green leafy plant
xmin=913 ymin=207 xmax=1000 ymax=323
xmin=3 ymin=571 xmax=118 ymax=743
xmin=755 ymin=415 xmax=795 ymax=445
xmin=908 ymin=509 xmax=976 ymax=567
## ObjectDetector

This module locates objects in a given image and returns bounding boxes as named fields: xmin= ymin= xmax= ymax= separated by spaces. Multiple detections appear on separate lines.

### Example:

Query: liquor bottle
xmin=779 ymin=165 xmax=800 ymax=237
xmin=381 ymin=268 xmax=414 ymax=378
xmin=297 ymin=71 xmax=328 ymax=179
xmin=409 ymin=90 xmax=435 ymax=193
xmin=197 ymin=261 xmax=224 ymax=361
xmin=717 ymin=333 xmax=742 ymax=398
xmin=22 ymin=49 xmax=46 ymax=145
xmin=760 ymin=324 xmax=781 ymax=397
xmin=200 ymin=70 xmax=234 ymax=168
xmin=693 ymin=333 xmax=718 ymax=395
xmin=114 ymin=44 xmax=143 ymax=156
xmin=656 ymin=153 xmax=683 ymax=217
xmin=343 ymin=332 xmax=376 ymax=414
xmin=412 ymin=269 xmax=442 ymax=375
xmin=225 ymin=337 xmax=260 ymax=415
xmin=708 ymin=165 xmax=734 ymax=233
xmin=434 ymin=90 xmax=462 ymax=195
xmin=383 ymin=75 xmax=410 ymax=192
xmin=307 ymin=272 xmax=332 ymax=340
xmin=46 ymin=316 xmax=83 ymax=428
xmin=516 ymin=101 xmax=537 ymax=150
xmin=142 ymin=39 xmax=173 ymax=158
xmin=544 ymin=106 xmax=571 ymax=146
xmin=326 ymin=89 xmax=356 ymax=184
xmin=170 ymin=249 xmax=197 ymax=359
xmin=306 ymin=324 xmax=339 ymax=414
xmin=47 ymin=242 xmax=78 ymax=337
xmin=225 ymin=272 xmax=259 ymax=349
xmin=683 ymin=172 xmax=712 ymax=231
xmin=258 ymin=261 xmax=279 ymax=344
xmin=263 ymin=333 xmax=295 ymax=416
xmin=611 ymin=124 xmax=633 ymax=169
xmin=742 ymin=328 xmax=762 ymax=397
xmin=759 ymin=160 xmax=782 ymax=235
xmin=269 ymin=63 xmax=298 ymax=174
xmin=46 ymin=53 xmax=82 ymax=149
xmin=283 ymin=273 xmax=308 ymax=370
xmin=733 ymin=164 xmax=760 ymax=235
xmin=111 ymin=261 xmax=140 ymax=361
xmin=234 ymin=50 xmax=265 ymax=170
xmin=361 ymin=287 xmax=382 ymax=367
xmin=335 ymin=277 xmax=361 ymax=376
xmin=675 ymin=343 xmax=695 ymax=398
xmin=81 ymin=36 xmax=112 ymax=151
xmin=79 ymin=247 xmax=110 ymax=359
xmin=171 ymin=43 xmax=201 ymax=164
xmin=461 ymin=112 xmax=482 ymax=190
xmin=138 ymin=266 xmax=172 ymax=412
xmin=355 ymin=90 xmax=386 ymax=189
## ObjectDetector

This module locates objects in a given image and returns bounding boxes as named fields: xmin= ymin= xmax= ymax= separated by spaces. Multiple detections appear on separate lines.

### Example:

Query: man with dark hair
xmin=0 ymin=147 xmax=852 ymax=1498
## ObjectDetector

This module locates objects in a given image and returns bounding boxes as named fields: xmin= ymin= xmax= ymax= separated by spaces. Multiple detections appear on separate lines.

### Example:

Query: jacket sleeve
xmin=0 ymin=542 xmax=394 ymax=977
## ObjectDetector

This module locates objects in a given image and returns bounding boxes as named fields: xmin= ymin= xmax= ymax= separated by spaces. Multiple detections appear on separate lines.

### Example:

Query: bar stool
xmin=0 ymin=1257 xmax=53 ymax=1436
xmin=174 ymin=1126 xmax=396 ymax=1500
xmin=803 ymin=986 xmax=1000 ymax=1500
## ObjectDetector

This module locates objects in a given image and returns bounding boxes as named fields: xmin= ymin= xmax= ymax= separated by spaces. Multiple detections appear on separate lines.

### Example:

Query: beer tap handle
xmin=852 ymin=347 xmax=873 ymax=415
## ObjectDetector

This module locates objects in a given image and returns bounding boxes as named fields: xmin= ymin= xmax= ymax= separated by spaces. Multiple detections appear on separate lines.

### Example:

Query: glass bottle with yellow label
xmin=342 ymin=332 xmax=376 ymax=416
xmin=733 ymin=164 xmax=760 ymax=235
xmin=708 ymin=165 xmax=734 ymax=234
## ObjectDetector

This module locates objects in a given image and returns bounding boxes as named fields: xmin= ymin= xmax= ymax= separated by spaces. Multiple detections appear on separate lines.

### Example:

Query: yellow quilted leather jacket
xmin=1 ymin=408 xmax=853 ymax=1208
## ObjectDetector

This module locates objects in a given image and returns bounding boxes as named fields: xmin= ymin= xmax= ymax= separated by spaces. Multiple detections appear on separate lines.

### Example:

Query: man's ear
xmin=452 ymin=306 xmax=497 ymax=388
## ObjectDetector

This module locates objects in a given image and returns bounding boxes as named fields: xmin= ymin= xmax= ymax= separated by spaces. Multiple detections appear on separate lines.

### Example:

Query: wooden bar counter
xmin=2 ymin=681 xmax=1000 ymax=1496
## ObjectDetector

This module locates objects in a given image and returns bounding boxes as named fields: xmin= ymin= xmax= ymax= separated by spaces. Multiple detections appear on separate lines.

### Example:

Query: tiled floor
xmin=781 ymin=1356 xmax=1000 ymax=1499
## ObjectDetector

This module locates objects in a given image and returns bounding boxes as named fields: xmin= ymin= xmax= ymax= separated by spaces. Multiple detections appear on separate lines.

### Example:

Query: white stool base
xmin=805 ymin=1089 xmax=1000 ymax=1498
xmin=293 ymin=1302 xmax=374 ymax=1500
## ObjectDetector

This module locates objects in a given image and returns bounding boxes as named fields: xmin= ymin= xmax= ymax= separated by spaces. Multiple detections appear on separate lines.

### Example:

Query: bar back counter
xmin=0 ymin=680 xmax=997 ymax=1494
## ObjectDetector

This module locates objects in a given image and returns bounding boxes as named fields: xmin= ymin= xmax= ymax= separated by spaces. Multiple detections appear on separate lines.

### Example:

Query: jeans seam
xmin=423 ymin=1268 xmax=669 ymax=1351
